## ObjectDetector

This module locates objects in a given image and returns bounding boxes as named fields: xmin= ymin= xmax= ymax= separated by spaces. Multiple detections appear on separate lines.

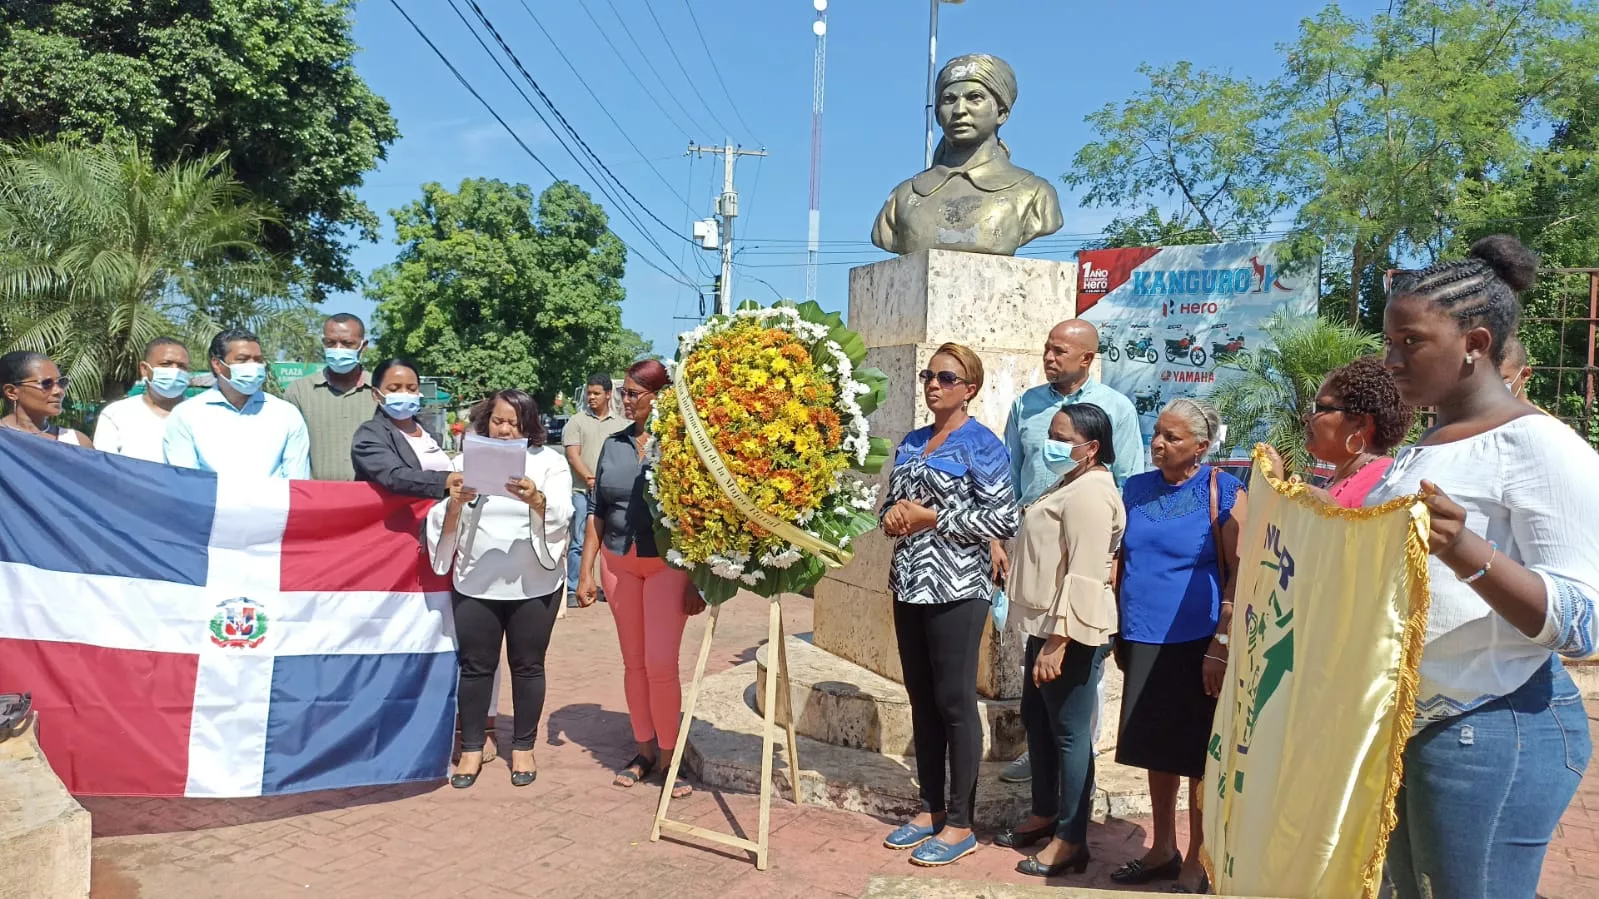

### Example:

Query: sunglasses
xmin=1307 ymin=402 xmax=1348 ymax=417
xmin=621 ymin=388 xmax=653 ymax=400
xmin=918 ymin=369 xmax=967 ymax=387
xmin=16 ymin=377 xmax=70 ymax=393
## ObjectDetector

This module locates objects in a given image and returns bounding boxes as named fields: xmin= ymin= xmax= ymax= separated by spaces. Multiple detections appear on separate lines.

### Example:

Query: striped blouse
xmin=882 ymin=419 xmax=1019 ymax=605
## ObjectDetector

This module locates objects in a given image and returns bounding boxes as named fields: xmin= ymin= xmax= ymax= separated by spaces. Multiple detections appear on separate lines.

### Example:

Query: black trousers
xmin=893 ymin=597 xmax=988 ymax=829
xmin=1022 ymin=635 xmax=1111 ymax=843
xmin=453 ymin=588 xmax=561 ymax=752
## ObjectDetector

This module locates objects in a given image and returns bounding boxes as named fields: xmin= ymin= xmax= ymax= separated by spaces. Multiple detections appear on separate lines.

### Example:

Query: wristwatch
xmin=1213 ymin=633 xmax=1230 ymax=646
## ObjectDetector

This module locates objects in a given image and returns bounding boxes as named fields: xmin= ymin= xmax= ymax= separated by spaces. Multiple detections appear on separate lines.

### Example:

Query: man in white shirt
xmin=163 ymin=329 xmax=311 ymax=478
xmin=94 ymin=337 xmax=192 ymax=462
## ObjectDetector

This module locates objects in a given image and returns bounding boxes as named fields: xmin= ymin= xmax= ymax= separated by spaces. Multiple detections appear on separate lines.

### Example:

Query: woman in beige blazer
xmin=995 ymin=403 xmax=1126 ymax=878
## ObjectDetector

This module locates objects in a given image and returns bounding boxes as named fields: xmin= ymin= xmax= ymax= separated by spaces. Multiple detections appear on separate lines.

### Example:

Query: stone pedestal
xmin=814 ymin=250 xmax=1079 ymax=701
xmin=0 ymin=719 xmax=91 ymax=899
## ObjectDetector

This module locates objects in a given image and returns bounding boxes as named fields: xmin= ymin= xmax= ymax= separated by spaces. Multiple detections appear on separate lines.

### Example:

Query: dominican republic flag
xmin=0 ymin=429 xmax=457 ymax=797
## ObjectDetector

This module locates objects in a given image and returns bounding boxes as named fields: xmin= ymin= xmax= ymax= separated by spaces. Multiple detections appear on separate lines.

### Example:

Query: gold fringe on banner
xmin=1250 ymin=446 xmax=1434 ymax=899
xmin=672 ymin=365 xmax=853 ymax=569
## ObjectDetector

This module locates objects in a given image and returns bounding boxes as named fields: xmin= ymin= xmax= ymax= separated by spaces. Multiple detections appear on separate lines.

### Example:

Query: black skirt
xmin=1114 ymin=637 xmax=1218 ymax=779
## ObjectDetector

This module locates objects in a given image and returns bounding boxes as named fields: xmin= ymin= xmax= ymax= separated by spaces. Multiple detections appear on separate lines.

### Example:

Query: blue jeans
xmin=567 ymin=491 xmax=589 ymax=593
xmin=1021 ymin=635 xmax=1110 ymax=844
xmin=1387 ymin=655 xmax=1590 ymax=899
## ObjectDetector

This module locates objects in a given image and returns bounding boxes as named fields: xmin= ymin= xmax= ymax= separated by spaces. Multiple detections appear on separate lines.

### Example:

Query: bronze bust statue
xmin=872 ymin=54 xmax=1063 ymax=257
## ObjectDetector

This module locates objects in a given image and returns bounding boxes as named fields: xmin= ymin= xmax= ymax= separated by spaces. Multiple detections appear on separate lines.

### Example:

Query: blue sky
xmin=337 ymin=0 xmax=1345 ymax=356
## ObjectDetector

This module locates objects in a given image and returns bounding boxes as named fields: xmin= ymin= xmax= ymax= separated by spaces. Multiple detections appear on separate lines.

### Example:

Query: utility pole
xmin=688 ymin=140 xmax=768 ymax=315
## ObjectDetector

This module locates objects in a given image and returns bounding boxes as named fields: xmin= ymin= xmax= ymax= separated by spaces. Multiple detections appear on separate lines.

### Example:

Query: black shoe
xmin=449 ymin=769 xmax=480 ymax=789
xmin=1170 ymin=873 xmax=1210 ymax=894
xmin=510 ymin=769 xmax=537 ymax=787
xmin=994 ymin=822 xmax=1056 ymax=849
xmin=1016 ymin=845 xmax=1090 ymax=877
xmin=1110 ymin=852 xmax=1183 ymax=884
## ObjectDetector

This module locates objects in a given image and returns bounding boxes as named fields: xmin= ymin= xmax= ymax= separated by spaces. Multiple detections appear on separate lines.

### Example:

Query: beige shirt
xmin=283 ymin=369 xmax=371 ymax=480
xmin=1009 ymin=467 xmax=1125 ymax=646
xmin=561 ymin=408 xmax=627 ymax=493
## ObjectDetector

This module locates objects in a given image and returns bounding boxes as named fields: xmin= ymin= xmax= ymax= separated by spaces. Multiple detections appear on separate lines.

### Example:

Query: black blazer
xmin=351 ymin=409 xmax=451 ymax=499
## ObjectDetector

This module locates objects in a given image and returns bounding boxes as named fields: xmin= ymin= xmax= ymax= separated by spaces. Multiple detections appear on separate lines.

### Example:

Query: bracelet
xmin=1460 ymin=541 xmax=1498 ymax=585
xmin=1204 ymin=654 xmax=1228 ymax=664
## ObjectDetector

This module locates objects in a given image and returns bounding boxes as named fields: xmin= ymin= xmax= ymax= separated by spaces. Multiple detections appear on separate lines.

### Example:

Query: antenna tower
xmin=806 ymin=1 xmax=828 ymax=303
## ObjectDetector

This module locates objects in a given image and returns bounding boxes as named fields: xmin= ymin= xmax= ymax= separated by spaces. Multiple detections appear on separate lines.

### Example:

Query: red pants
xmin=600 ymin=549 xmax=691 ymax=749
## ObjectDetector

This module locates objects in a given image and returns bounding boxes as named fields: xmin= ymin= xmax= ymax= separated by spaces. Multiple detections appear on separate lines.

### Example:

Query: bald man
xmin=1004 ymin=319 xmax=1145 ymax=505
xmin=994 ymin=319 xmax=1143 ymax=785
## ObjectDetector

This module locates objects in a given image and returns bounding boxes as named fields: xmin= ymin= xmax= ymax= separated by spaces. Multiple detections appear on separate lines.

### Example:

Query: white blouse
xmin=1365 ymin=414 xmax=1599 ymax=728
xmin=425 ymin=444 xmax=574 ymax=600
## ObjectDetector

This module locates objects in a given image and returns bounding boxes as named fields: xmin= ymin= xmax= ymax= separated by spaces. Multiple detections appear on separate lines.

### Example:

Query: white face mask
xmin=222 ymin=361 xmax=267 ymax=396
xmin=146 ymin=367 xmax=190 ymax=399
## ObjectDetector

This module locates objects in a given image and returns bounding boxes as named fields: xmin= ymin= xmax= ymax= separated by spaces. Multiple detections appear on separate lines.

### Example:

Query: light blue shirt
xmin=163 ymin=388 xmax=311 ymax=479
xmin=1004 ymin=380 xmax=1145 ymax=505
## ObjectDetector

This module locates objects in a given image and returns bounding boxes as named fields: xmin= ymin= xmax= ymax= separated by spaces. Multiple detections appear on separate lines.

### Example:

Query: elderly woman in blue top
xmin=880 ymin=341 xmax=1020 ymax=868
xmin=1111 ymin=397 xmax=1245 ymax=894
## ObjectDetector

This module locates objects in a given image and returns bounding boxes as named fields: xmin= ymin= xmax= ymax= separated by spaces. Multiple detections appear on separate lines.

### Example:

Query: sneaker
xmin=1000 ymin=751 xmax=1031 ymax=783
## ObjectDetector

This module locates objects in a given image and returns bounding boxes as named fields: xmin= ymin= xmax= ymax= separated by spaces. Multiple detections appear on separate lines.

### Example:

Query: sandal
xmin=669 ymin=774 xmax=693 ymax=799
xmin=613 ymin=753 xmax=656 ymax=788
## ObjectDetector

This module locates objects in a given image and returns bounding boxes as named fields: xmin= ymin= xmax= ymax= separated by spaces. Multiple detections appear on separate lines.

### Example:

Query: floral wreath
xmin=647 ymin=300 xmax=890 ymax=604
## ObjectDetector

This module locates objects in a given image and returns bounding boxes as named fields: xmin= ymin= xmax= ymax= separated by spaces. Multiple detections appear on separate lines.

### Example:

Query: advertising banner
xmin=1076 ymin=241 xmax=1318 ymax=459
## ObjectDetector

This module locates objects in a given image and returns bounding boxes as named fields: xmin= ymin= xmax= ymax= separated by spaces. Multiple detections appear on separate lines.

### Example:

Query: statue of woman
xmin=872 ymin=54 xmax=1063 ymax=257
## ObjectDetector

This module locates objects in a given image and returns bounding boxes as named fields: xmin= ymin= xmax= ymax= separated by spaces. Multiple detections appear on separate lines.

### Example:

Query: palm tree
xmin=1208 ymin=313 xmax=1382 ymax=472
xmin=0 ymin=141 xmax=296 ymax=400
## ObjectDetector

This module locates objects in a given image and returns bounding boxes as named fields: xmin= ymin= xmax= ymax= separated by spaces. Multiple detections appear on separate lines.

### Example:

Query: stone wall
xmin=813 ymin=250 xmax=1078 ymax=700
xmin=0 ymin=720 xmax=91 ymax=899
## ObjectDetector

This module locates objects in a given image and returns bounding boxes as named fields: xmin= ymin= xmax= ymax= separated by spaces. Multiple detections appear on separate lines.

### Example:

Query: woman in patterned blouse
xmin=879 ymin=342 xmax=1020 ymax=868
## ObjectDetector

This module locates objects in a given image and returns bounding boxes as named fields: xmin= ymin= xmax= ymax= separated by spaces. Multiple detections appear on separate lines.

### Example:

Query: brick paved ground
xmin=87 ymin=598 xmax=1598 ymax=899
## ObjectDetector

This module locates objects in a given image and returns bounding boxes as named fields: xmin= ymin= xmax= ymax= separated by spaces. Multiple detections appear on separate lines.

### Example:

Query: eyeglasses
xmin=16 ymin=377 xmax=70 ymax=392
xmin=918 ymin=369 xmax=967 ymax=387
xmin=621 ymin=388 xmax=653 ymax=400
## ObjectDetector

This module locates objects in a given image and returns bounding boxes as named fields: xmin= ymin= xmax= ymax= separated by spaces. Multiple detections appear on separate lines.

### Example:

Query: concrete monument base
xmin=0 ymin=720 xmax=91 ymax=899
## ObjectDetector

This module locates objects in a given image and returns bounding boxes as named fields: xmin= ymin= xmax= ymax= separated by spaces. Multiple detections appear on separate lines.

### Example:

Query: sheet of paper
xmin=460 ymin=433 xmax=526 ymax=500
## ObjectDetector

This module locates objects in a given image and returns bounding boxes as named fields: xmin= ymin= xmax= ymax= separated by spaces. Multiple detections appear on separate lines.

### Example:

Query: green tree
xmin=605 ymin=327 xmax=655 ymax=374
xmin=0 ymin=0 xmax=399 ymax=298
xmin=1084 ymin=207 xmax=1222 ymax=250
xmin=0 ymin=140 xmax=300 ymax=399
xmin=1208 ymin=315 xmax=1381 ymax=473
xmin=1279 ymin=0 xmax=1599 ymax=324
xmin=369 ymin=179 xmax=633 ymax=407
xmin=1064 ymin=62 xmax=1294 ymax=243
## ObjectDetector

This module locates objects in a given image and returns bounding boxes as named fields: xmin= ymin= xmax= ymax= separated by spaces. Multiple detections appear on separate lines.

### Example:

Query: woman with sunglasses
xmin=1263 ymin=356 xmax=1414 ymax=508
xmin=880 ymin=342 xmax=1020 ymax=868
xmin=0 ymin=351 xmax=87 ymax=445
xmin=575 ymin=358 xmax=706 ymax=800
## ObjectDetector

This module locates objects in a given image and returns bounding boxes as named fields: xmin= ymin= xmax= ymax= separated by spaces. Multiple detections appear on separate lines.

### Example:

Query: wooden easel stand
xmin=650 ymin=596 xmax=802 ymax=870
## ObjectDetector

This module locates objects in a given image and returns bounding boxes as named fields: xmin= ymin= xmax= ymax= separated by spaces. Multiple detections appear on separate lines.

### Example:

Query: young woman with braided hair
xmin=1366 ymin=235 xmax=1596 ymax=899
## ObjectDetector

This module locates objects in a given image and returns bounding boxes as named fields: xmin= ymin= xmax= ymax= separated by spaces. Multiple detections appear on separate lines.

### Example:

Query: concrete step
xmin=0 ymin=717 xmax=90 ymax=899
xmin=684 ymin=659 xmax=1182 ymax=831
xmin=754 ymin=635 xmax=1025 ymax=761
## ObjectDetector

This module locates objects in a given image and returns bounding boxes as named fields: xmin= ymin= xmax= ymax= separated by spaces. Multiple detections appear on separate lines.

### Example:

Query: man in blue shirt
xmin=164 ymin=329 xmax=311 ymax=479
xmin=996 ymin=318 xmax=1144 ymax=783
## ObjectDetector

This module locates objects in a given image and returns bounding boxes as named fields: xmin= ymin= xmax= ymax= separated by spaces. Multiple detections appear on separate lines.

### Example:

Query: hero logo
xmin=1081 ymin=262 xmax=1110 ymax=293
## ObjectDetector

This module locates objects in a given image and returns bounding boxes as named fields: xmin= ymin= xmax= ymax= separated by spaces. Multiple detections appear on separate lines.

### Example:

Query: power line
xmin=572 ymin=1 xmax=696 ymax=140
xmin=678 ymin=0 xmax=762 ymax=144
xmin=640 ymin=0 xmax=738 ymax=140
xmin=384 ymin=0 xmax=696 ymax=289
xmin=452 ymin=0 xmax=698 ymax=272
xmin=513 ymin=0 xmax=690 ymax=207
xmin=593 ymin=0 xmax=714 ymax=136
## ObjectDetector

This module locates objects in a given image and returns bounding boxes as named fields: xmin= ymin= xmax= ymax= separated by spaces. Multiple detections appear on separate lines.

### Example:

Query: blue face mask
xmin=1042 ymin=439 xmax=1086 ymax=476
xmin=222 ymin=361 xmax=267 ymax=396
xmin=146 ymin=367 xmax=190 ymax=399
xmin=380 ymin=392 xmax=422 ymax=420
xmin=324 ymin=347 xmax=362 ymax=374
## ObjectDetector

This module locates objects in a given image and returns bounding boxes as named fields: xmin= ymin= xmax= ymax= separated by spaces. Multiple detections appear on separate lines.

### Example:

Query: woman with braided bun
xmin=1263 ymin=356 xmax=1415 ymax=508
xmin=1366 ymin=235 xmax=1596 ymax=898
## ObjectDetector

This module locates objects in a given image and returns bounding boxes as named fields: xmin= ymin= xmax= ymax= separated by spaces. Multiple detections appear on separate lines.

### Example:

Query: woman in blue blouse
xmin=1111 ymin=398 xmax=1246 ymax=894
xmin=880 ymin=342 xmax=1020 ymax=868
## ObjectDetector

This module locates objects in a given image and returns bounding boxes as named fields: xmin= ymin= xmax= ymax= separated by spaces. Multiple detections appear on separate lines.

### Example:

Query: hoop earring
xmin=1345 ymin=433 xmax=1367 ymax=455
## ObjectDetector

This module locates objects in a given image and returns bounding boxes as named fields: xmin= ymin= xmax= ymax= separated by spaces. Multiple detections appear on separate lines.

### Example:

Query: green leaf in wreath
xmin=858 ymin=436 xmax=894 ymax=474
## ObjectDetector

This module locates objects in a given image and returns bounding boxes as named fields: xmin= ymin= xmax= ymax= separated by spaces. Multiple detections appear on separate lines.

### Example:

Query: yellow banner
xmin=1203 ymin=450 xmax=1431 ymax=899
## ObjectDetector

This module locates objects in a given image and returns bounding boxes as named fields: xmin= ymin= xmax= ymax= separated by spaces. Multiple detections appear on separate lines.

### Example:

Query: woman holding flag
xmin=1368 ymin=235 xmax=1597 ymax=899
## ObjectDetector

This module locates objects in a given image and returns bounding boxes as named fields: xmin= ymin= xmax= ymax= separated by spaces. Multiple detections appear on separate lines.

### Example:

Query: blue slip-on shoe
xmin=909 ymin=833 xmax=978 ymax=867
xmin=883 ymin=821 xmax=941 ymax=850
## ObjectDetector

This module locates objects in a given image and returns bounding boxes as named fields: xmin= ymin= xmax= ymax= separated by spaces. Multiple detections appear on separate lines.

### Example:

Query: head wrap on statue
xmin=931 ymin=54 xmax=1017 ymax=166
